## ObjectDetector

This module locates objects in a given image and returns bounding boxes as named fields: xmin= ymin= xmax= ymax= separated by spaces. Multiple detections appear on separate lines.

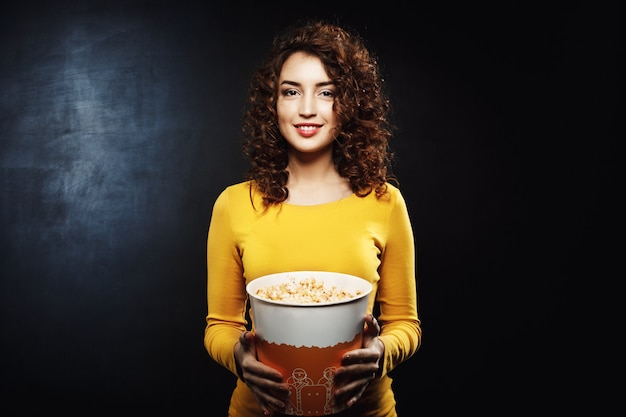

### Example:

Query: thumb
xmin=362 ymin=314 xmax=380 ymax=346
xmin=239 ymin=330 xmax=258 ymax=356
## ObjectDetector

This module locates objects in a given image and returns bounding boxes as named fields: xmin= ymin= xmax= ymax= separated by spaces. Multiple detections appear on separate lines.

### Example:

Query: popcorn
xmin=254 ymin=276 xmax=362 ymax=304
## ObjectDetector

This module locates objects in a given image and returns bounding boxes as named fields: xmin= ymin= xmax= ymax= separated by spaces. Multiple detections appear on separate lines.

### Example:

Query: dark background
xmin=0 ymin=0 xmax=617 ymax=414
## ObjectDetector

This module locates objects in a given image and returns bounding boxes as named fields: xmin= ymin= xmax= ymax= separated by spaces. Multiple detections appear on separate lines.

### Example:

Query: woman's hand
xmin=332 ymin=314 xmax=384 ymax=410
xmin=234 ymin=331 xmax=290 ymax=415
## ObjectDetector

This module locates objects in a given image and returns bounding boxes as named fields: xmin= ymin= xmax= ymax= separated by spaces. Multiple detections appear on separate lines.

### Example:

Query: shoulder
xmin=213 ymin=180 xmax=263 ymax=210
xmin=384 ymin=182 xmax=402 ymax=198
xmin=365 ymin=182 xmax=405 ymax=205
xmin=348 ymin=182 xmax=407 ymax=214
xmin=220 ymin=180 xmax=253 ymax=198
xmin=384 ymin=182 xmax=410 ymax=210
xmin=364 ymin=183 xmax=411 ymax=218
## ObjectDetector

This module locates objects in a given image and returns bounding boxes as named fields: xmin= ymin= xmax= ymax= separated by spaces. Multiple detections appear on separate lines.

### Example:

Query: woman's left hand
xmin=332 ymin=313 xmax=384 ymax=410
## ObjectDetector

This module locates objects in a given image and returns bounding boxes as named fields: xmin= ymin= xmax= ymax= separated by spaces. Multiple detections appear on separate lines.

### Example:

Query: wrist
xmin=234 ymin=340 xmax=246 ymax=382
xmin=375 ymin=338 xmax=385 ymax=377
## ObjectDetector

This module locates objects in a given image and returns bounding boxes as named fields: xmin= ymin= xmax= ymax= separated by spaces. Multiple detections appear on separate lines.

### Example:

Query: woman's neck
xmin=285 ymin=151 xmax=352 ymax=205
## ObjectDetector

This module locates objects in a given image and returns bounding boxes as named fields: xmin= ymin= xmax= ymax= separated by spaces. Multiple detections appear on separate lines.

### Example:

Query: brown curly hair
xmin=242 ymin=20 xmax=397 ymax=207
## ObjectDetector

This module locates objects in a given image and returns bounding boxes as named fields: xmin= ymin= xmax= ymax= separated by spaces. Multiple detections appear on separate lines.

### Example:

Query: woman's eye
xmin=282 ymin=89 xmax=298 ymax=96
xmin=320 ymin=90 xmax=334 ymax=97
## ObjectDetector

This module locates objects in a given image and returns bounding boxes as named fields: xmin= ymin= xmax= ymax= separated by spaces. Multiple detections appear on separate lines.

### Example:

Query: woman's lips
xmin=295 ymin=124 xmax=321 ymax=137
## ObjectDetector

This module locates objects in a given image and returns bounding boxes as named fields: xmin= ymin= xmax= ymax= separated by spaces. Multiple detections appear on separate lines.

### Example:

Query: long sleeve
xmin=204 ymin=188 xmax=247 ymax=376
xmin=376 ymin=189 xmax=422 ymax=376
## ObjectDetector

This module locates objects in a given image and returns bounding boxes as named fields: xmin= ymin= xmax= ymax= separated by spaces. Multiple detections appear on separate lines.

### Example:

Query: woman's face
xmin=276 ymin=51 xmax=338 ymax=157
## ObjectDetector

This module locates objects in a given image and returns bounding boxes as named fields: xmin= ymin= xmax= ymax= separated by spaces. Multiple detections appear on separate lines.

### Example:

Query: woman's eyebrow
xmin=280 ymin=80 xmax=335 ymax=87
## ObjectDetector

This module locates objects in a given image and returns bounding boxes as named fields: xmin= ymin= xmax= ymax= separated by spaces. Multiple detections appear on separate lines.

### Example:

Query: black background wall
xmin=0 ymin=0 xmax=617 ymax=414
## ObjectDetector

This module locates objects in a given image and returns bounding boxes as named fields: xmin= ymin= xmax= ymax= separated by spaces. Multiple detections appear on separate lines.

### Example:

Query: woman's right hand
xmin=234 ymin=331 xmax=290 ymax=415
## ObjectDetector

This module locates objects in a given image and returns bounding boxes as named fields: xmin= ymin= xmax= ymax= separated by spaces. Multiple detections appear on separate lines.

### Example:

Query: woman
xmin=205 ymin=20 xmax=421 ymax=417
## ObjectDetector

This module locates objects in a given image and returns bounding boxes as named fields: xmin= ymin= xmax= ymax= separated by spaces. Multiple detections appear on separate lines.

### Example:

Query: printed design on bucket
xmin=284 ymin=366 xmax=335 ymax=415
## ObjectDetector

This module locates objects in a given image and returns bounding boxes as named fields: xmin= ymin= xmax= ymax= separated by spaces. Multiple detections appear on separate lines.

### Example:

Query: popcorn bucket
xmin=246 ymin=271 xmax=372 ymax=415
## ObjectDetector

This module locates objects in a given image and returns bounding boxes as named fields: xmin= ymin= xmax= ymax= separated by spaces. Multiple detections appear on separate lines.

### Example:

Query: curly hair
xmin=242 ymin=20 xmax=396 ymax=207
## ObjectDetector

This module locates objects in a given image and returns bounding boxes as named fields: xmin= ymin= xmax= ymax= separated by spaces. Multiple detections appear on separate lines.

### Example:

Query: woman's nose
xmin=299 ymin=95 xmax=317 ymax=116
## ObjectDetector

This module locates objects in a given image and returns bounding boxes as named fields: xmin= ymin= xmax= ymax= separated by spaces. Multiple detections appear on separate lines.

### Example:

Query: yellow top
xmin=204 ymin=180 xmax=421 ymax=416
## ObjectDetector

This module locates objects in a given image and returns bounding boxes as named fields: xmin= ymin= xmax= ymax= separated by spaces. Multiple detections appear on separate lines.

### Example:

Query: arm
xmin=204 ymin=188 xmax=248 ymax=375
xmin=333 ymin=187 xmax=421 ymax=407
xmin=204 ymin=188 xmax=289 ymax=415
xmin=376 ymin=188 xmax=422 ymax=375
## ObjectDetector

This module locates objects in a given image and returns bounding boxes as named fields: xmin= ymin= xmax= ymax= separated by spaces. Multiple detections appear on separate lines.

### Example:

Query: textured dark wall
xmin=0 ymin=1 xmax=617 ymax=414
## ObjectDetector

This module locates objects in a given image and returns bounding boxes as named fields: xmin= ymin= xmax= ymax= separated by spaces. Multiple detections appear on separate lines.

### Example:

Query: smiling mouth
xmin=296 ymin=125 xmax=321 ymax=131
xmin=294 ymin=124 xmax=322 ymax=137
